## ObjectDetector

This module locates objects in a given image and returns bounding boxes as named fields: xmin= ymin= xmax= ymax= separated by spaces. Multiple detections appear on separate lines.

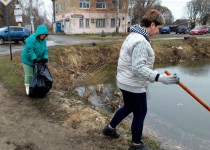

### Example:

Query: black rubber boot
xmin=128 ymin=142 xmax=150 ymax=150
xmin=102 ymin=125 xmax=120 ymax=139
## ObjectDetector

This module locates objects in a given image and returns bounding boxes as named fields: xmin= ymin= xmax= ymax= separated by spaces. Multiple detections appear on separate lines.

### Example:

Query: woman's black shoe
xmin=128 ymin=143 xmax=150 ymax=150
xmin=102 ymin=125 xmax=120 ymax=139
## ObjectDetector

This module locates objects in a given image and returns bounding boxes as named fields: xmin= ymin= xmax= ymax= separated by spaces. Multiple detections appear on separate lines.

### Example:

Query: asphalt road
xmin=0 ymin=35 xmax=121 ymax=56
xmin=0 ymin=35 xmax=96 ymax=56
xmin=1 ymin=33 xmax=210 ymax=56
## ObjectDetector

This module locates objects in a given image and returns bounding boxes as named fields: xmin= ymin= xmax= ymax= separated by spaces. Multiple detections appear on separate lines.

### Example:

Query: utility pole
xmin=6 ymin=5 xmax=12 ymax=60
xmin=116 ymin=0 xmax=119 ymax=33
xmin=0 ymin=0 xmax=13 ymax=60
xmin=52 ymin=0 xmax=55 ymax=22
xmin=29 ymin=0 xmax=34 ymax=33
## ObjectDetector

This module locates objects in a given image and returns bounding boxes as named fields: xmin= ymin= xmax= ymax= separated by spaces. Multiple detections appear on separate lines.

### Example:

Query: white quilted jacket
xmin=116 ymin=32 xmax=158 ymax=93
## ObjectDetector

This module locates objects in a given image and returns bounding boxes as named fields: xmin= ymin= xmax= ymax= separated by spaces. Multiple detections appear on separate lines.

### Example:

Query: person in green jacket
xmin=21 ymin=24 xmax=49 ymax=95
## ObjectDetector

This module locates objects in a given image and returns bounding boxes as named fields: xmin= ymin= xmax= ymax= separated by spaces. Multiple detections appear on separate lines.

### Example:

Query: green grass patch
xmin=0 ymin=55 xmax=23 ymax=90
xmin=143 ymin=135 xmax=165 ymax=150
xmin=68 ymin=32 xmax=128 ymax=40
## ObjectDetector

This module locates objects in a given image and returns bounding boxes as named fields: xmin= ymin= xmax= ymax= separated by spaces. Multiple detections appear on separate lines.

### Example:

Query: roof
xmin=173 ymin=19 xmax=189 ymax=26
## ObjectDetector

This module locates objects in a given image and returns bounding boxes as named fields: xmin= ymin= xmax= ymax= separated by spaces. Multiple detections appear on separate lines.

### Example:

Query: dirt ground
xmin=0 ymin=82 xmax=131 ymax=150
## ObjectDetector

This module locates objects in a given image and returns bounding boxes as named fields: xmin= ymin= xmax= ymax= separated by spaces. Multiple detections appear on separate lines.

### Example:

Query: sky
xmin=161 ymin=0 xmax=192 ymax=20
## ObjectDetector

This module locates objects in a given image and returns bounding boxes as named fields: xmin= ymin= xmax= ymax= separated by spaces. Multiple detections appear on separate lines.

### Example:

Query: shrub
xmin=101 ymin=30 xmax=106 ymax=37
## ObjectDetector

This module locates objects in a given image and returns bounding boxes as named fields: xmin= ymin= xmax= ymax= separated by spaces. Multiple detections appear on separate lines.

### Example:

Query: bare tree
xmin=197 ymin=0 xmax=210 ymax=25
xmin=0 ymin=0 xmax=18 ymax=27
xmin=187 ymin=0 xmax=210 ymax=28
xmin=0 ymin=0 xmax=51 ymax=29
xmin=135 ymin=0 xmax=161 ymax=7
xmin=131 ymin=0 xmax=169 ymax=24
xmin=127 ymin=0 xmax=135 ymax=26
xmin=18 ymin=0 xmax=51 ymax=29
xmin=187 ymin=0 xmax=199 ymax=29
xmin=154 ymin=5 xmax=174 ymax=25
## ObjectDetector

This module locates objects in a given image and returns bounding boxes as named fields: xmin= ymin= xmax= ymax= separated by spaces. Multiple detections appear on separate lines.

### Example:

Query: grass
xmin=1 ymin=38 xmax=210 ymax=92
xmin=1 ymin=38 xmax=210 ymax=94
xmin=143 ymin=136 xmax=166 ymax=150
xmin=48 ymin=43 xmax=121 ymax=91
xmin=69 ymin=32 xmax=129 ymax=40
xmin=0 ymin=55 xmax=23 ymax=90
xmin=67 ymin=32 xmax=210 ymax=42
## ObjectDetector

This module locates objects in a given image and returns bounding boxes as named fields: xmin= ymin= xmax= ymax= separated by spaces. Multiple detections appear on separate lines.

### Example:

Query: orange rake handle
xmin=165 ymin=70 xmax=210 ymax=112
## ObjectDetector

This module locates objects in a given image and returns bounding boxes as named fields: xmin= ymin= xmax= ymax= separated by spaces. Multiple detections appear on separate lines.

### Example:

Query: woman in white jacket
xmin=102 ymin=9 xmax=179 ymax=150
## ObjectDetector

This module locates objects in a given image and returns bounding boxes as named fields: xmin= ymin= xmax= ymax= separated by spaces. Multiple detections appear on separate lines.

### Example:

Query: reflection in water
xmin=75 ymin=84 xmax=121 ymax=113
xmin=75 ymin=62 xmax=210 ymax=150
xmin=146 ymin=63 xmax=210 ymax=150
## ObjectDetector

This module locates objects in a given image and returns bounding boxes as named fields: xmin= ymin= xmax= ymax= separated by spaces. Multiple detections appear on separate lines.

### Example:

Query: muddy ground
xmin=0 ymin=82 xmax=133 ymax=150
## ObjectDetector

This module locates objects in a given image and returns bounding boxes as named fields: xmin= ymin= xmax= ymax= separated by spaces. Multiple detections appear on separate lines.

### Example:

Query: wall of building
xmin=54 ymin=0 xmax=128 ymax=34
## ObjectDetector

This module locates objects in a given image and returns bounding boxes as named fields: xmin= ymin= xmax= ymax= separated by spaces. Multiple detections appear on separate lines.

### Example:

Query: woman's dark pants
xmin=109 ymin=89 xmax=147 ymax=144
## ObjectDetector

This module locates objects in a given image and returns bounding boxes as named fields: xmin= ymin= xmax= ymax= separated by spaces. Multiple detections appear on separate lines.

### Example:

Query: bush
xmin=101 ymin=30 xmax=106 ymax=37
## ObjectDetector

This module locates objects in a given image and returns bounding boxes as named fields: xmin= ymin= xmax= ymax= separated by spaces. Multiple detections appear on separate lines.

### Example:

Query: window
xmin=86 ymin=19 xmax=90 ymax=28
xmin=80 ymin=0 xmax=90 ymax=9
xmin=96 ymin=19 xmax=105 ymax=28
xmin=112 ymin=0 xmax=121 ymax=9
xmin=79 ymin=19 xmax=84 ymax=28
xmin=111 ymin=19 xmax=115 ymax=27
xmin=119 ymin=0 xmax=122 ymax=9
xmin=9 ymin=27 xmax=14 ymax=31
xmin=14 ymin=27 xmax=23 ymax=31
xmin=96 ymin=0 xmax=105 ymax=9
xmin=112 ymin=0 xmax=116 ymax=9
xmin=56 ymin=3 xmax=63 ymax=13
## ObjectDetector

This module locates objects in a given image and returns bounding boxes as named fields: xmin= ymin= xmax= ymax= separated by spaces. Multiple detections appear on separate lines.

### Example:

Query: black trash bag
xmin=29 ymin=62 xmax=53 ymax=98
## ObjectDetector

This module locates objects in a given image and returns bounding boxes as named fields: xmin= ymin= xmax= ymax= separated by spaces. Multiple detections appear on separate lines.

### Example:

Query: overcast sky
xmin=161 ymin=0 xmax=191 ymax=20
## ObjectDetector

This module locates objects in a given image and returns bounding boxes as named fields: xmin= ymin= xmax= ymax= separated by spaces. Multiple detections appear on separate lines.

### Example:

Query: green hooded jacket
xmin=21 ymin=24 xmax=49 ymax=66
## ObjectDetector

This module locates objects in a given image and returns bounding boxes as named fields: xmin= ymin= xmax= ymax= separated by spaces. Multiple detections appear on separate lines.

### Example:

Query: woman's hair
xmin=37 ymin=34 xmax=48 ymax=39
xmin=140 ymin=9 xmax=165 ymax=27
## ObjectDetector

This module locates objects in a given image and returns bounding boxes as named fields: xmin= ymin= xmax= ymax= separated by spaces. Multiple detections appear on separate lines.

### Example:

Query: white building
xmin=52 ymin=0 xmax=128 ymax=34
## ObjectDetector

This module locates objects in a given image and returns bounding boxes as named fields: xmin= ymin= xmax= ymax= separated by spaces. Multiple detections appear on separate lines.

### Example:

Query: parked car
xmin=190 ymin=25 xmax=208 ymax=35
xmin=176 ymin=25 xmax=188 ymax=34
xmin=0 ymin=26 xmax=30 ymax=44
xmin=160 ymin=26 xmax=170 ymax=34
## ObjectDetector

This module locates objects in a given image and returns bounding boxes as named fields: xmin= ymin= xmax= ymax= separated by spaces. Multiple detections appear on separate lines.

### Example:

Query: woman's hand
xmin=41 ymin=58 xmax=48 ymax=65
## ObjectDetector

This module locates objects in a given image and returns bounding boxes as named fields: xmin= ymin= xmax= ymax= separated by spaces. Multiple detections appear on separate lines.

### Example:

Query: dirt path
xmin=0 ymin=82 xmax=129 ymax=150
xmin=0 ymin=82 xmax=73 ymax=150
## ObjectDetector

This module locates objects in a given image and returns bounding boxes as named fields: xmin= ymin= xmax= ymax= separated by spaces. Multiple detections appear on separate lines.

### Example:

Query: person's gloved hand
xmin=41 ymin=58 xmax=48 ymax=65
xmin=158 ymin=73 xmax=179 ymax=84
xmin=33 ymin=59 xmax=37 ymax=64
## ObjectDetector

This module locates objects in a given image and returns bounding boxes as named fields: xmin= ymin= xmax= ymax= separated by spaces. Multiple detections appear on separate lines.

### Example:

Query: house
xmin=52 ymin=0 xmax=128 ymax=34
xmin=173 ymin=19 xmax=189 ymax=26
xmin=169 ymin=19 xmax=190 ymax=32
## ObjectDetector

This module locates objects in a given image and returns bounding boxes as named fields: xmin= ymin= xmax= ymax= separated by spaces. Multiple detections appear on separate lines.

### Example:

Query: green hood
xmin=35 ymin=24 xmax=49 ymax=37
xmin=21 ymin=24 xmax=49 ymax=66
